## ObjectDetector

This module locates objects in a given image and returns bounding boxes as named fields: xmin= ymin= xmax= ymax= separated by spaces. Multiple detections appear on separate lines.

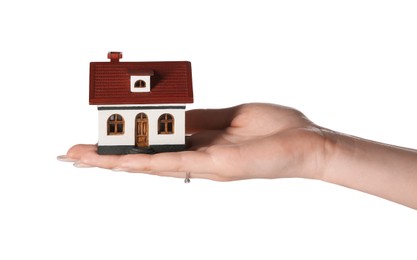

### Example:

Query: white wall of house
xmin=97 ymin=105 xmax=185 ymax=146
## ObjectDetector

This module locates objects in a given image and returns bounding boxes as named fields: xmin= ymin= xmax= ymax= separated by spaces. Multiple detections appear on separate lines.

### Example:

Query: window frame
xmin=107 ymin=114 xmax=125 ymax=135
xmin=158 ymin=113 xmax=174 ymax=134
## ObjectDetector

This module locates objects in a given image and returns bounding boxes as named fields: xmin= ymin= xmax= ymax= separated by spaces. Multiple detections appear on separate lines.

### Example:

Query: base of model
xmin=97 ymin=145 xmax=187 ymax=155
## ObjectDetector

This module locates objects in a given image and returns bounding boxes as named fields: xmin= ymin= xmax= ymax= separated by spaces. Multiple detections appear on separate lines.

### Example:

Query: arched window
xmin=134 ymin=80 xmax=146 ymax=88
xmin=107 ymin=114 xmax=124 ymax=135
xmin=158 ymin=113 xmax=174 ymax=134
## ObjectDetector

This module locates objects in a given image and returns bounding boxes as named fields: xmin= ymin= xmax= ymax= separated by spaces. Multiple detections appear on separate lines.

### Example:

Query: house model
xmin=89 ymin=52 xmax=193 ymax=155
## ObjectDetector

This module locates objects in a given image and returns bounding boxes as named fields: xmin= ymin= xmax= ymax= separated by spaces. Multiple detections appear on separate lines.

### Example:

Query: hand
xmin=58 ymin=103 xmax=327 ymax=181
xmin=58 ymin=102 xmax=417 ymax=209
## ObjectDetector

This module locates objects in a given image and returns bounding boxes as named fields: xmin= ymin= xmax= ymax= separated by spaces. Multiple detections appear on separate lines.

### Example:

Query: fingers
xmin=66 ymin=144 xmax=97 ymax=160
xmin=59 ymin=144 xmax=218 ymax=179
xmin=148 ymin=171 xmax=227 ymax=181
xmin=186 ymin=105 xmax=239 ymax=133
xmin=115 ymin=151 xmax=215 ymax=174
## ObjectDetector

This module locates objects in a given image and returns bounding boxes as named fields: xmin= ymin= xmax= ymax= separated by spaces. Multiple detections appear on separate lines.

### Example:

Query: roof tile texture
xmin=89 ymin=61 xmax=193 ymax=105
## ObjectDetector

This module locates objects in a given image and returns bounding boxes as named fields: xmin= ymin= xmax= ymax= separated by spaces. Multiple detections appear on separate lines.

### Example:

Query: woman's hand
xmin=58 ymin=103 xmax=327 ymax=181
xmin=59 ymin=102 xmax=417 ymax=209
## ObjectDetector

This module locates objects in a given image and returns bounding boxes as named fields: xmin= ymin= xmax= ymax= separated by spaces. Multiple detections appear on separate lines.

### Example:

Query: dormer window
xmin=134 ymin=80 xmax=146 ymax=88
xmin=130 ymin=69 xmax=154 ymax=93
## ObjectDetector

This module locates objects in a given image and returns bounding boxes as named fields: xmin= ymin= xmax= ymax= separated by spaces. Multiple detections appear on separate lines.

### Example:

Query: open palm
xmin=60 ymin=103 xmax=326 ymax=181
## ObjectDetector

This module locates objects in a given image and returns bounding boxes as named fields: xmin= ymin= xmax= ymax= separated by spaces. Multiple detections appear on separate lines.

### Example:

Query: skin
xmin=58 ymin=103 xmax=417 ymax=210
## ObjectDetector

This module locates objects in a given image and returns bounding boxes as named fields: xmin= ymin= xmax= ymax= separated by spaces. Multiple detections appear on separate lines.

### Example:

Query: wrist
xmin=312 ymin=127 xmax=353 ymax=182
xmin=288 ymin=126 xmax=341 ymax=181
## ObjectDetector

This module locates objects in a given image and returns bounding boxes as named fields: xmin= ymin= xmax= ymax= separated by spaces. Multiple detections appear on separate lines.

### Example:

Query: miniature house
xmin=89 ymin=52 xmax=193 ymax=154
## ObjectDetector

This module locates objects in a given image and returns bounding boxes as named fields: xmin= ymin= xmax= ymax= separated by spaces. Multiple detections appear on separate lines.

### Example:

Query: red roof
xmin=89 ymin=57 xmax=193 ymax=105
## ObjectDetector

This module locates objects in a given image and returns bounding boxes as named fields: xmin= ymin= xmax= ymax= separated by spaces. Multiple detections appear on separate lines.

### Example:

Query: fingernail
xmin=73 ymin=161 xmax=93 ymax=168
xmin=57 ymin=155 xmax=76 ymax=162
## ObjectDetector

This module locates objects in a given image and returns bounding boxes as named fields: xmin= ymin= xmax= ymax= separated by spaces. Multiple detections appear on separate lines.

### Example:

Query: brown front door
xmin=135 ymin=113 xmax=148 ymax=147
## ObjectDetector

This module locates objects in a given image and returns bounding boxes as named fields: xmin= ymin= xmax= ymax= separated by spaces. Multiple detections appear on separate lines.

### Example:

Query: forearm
xmin=321 ymin=130 xmax=417 ymax=209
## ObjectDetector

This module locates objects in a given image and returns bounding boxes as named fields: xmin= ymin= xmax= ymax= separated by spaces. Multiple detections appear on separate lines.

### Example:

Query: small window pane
xmin=109 ymin=124 xmax=115 ymax=133
xmin=117 ymin=124 xmax=123 ymax=133
xmin=159 ymin=123 xmax=165 ymax=132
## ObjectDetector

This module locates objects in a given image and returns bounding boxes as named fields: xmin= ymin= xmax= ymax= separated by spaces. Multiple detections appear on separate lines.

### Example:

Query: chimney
xmin=107 ymin=51 xmax=123 ymax=62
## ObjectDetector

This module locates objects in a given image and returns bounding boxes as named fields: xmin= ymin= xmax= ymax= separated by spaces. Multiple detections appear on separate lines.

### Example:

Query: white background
xmin=1 ymin=0 xmax=417 ymax=259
